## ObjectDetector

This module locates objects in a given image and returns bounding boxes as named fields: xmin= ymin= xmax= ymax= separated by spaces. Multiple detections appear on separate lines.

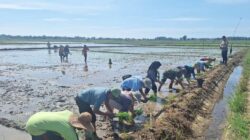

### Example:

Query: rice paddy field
xmin=0 ymin=43 xmax=247 ymax=139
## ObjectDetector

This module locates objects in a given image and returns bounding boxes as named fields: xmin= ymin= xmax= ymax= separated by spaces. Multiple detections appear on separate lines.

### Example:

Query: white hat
xmin=143 ymin=78 xmax=152 ymax=89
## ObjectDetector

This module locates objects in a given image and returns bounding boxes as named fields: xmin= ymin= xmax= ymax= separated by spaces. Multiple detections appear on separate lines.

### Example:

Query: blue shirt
xmin=196 ymin=61 xmax=206 ymax=71
xmin=77 ymin=87 xmax=109 ymax=110
xmin=121 ymin=76 xmax=144 ymax=91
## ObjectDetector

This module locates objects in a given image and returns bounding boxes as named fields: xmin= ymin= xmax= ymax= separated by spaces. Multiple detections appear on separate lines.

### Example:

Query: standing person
xmin=220 ymin=36 xmax=229 ymax=65
xmin=47 ymin=41 xmax=51 ymax=49
xmin=82 ymin=45 xmax=89 ymax=64
xmin=121 ymin=76 xmax=152 ymax=102
xmin=64 ymin=45 xmax=70 ymax=62
xmin=26 ymin=110 xmax=94 ymax=140
xmin=145 ymin=61 xmax=162 ymax=96
xmin=74 ymin=87 xmax=121 ymax=139
xmin=158 ymin=68 xmax=184 ymax=91
xmin=59 ymin=45 xmax=65 ymax=63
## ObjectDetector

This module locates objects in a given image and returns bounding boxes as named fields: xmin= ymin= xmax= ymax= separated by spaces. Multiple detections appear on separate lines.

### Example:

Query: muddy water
xmin=204 ymin=66 xmax=243 ymax=139
xmin=0 ymin=125 xmax=31 ymax=140
xmin=0 ymin=43 xmax=128 ymax=49
xmin=0 ymin=46 xmax=239 ymax=139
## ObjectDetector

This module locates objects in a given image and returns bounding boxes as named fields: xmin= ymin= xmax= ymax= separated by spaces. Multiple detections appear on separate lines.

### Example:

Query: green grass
xmin=228 ymin=89 xmax=247 ymax=113
xmin=228 ymin=114 xmax=249 ymax=140
xmin=227 ymin=49 xmax=250 ymax=139
xmin=134 ymin=108 xmax=143 ymax=116
xmin=148 ymin=95 xmax=157 ymax=102
xmin=1 ymin=37 xmax=250 ymax=47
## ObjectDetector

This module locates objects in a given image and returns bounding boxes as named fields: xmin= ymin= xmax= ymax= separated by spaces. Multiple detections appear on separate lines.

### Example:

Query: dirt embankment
xmin=128 ymin=51 xmax=246 ymax=140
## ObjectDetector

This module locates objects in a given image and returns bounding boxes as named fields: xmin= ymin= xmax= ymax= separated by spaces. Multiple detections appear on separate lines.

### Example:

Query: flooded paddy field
xmin=0 ymin=45 xmax=241 ymax=139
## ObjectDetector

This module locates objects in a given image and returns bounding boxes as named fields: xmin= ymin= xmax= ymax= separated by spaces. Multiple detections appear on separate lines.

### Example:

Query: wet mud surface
xmin=0 ymin=45 xmax=239 ymax=139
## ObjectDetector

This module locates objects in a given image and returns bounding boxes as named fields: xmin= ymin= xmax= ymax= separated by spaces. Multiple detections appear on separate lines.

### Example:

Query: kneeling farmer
xmin=26 ymin=110 xmax=94 ymax=140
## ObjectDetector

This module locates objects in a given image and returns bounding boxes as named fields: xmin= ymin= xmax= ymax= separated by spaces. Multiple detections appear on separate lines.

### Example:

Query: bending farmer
xmin=121 ymin=76 xmax=152 ymax=102
xmin=75 ymin=87 xmax=121 ymax=138
xmin=145 ymin=61 xmax=162 ymax=96
xmin=26 ymin=110 xmax=94 ymax=140
xmin=158 ymin=68 xmax=184 ymax=91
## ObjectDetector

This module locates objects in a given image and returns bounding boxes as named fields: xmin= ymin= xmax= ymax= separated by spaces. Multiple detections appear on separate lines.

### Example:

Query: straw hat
xmin=69 ymin=112 xmax=94 ymax=132
xmin=143 ymin=78 xmax=152 ymax=89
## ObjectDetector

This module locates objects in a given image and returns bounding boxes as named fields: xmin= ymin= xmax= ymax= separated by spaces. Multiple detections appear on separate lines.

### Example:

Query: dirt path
xmin=127 ymin=51 xmax=246 ymax=140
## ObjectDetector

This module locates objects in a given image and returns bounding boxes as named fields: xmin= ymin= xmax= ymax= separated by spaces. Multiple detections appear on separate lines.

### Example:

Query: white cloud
xmin=205 ymin=0 xmax=250 ymax=4
xmin=159 ymin=17 xmax=208 ymax=22
xmin=0 ymin=3 xmax=44 ymax=10
xmin=43 ymin=18 xmax=68 ymax=22
xmin=43 ymin=18 xmax=88 ymax=22
xmin=0 ymin=1 xmax=115 ymax=14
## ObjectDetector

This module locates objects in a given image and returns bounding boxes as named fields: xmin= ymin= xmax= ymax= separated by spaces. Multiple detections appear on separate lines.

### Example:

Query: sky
xmin=0 ymin=0 xmax=249 ymax=38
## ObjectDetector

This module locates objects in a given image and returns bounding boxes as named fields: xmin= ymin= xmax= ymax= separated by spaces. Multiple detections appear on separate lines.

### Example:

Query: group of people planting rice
xmin=25 ymin=36 xmax=229 ymax=140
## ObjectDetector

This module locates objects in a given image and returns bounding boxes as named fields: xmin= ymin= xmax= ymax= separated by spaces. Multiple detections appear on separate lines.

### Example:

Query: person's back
xmin=59 ymin=46 xmax=64 ymax=55
xmin=64 ymin=46 xmax=70 ymax=53
xmin=82 ymin=46 xmax=89 ymax=55
xmin=26 ymin=110 xmax=78 ymax=140
xmin=163 ymin=68 xmax=181 ymax=80
xmin=121 ymin=76 xmax=143 ymax=91
xmin=77 ymin=88 xmax=108 ymax=108
xmin=184 ymin=65 xmax=195 ymax=79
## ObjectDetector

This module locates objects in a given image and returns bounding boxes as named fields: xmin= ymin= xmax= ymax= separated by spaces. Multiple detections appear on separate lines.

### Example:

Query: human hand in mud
xmin=106 ymin=112 xmax=115 ymax=118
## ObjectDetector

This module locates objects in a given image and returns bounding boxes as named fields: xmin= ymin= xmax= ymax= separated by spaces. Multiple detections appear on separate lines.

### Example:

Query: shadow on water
xmin=204 ymin=66 xmax=243 ymax=139
xmin=84 ymin=64 xmax=88 ymax=72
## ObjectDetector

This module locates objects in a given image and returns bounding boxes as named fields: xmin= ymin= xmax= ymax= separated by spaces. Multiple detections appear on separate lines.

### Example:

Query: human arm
xmin=139 ymin=89 xmax=148 ymax=101
xmin=93 ymin=95 xmax=114 ymax=118
xmin=93 ymin=106 xmax=114 ymax=118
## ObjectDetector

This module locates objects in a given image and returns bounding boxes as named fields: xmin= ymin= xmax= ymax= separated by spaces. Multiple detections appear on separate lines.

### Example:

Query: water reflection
xmin=84 ymin=64 xmax=88 ymax=72
xmin=48 ymin=49 xmax=51 ymax=54
xmin=61 ymin=70 xmax=66 ymax=75
xmin=108 ymin=58 xmax=112 ymax=69
xmin=61 ymin=66 xmax=66 ymax=75
xmin=109 ymin=64 xmax=112 ymax=69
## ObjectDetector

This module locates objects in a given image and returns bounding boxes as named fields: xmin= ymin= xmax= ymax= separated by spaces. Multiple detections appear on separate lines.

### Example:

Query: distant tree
xmin=155 ymin=36 xmax=167 ymax=40
xmin=181 ymin=35 xmax=187 ymax=40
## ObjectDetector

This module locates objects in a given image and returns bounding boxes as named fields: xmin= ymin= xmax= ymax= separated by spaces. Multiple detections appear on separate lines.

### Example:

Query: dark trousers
xmin=32 ymin=131 xmax=63 ymax=140
xmin=222 ymin=50 xmax=228 ymax=64
xmin=75 ymin=96 xmax=96 ymax=123
xmin=145 ymin=81 xmax=157 ymax=94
